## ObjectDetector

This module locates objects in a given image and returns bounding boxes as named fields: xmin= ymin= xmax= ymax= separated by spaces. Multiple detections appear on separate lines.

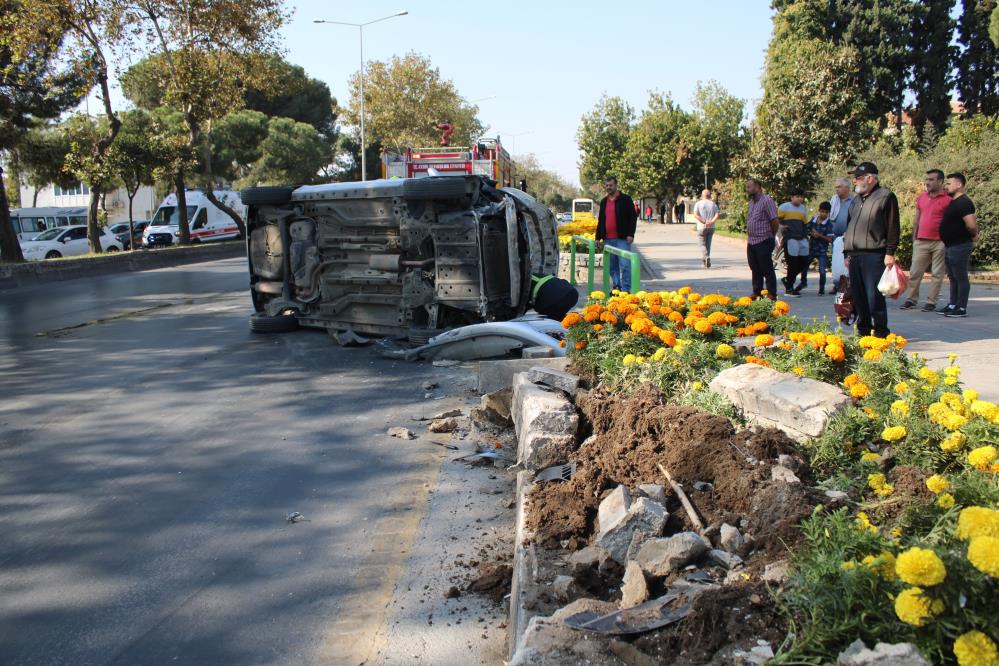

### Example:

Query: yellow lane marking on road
xmin=317 ymin=452 xmax=443 ymax=665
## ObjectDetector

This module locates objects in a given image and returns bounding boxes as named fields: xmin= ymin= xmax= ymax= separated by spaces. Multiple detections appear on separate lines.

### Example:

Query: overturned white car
xmin=242 ymin=176 xmax=566 ymax=340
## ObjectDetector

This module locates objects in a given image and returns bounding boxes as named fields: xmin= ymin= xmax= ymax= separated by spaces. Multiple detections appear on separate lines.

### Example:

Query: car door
xmin=62 ymin=227 xmax=90 ymax=256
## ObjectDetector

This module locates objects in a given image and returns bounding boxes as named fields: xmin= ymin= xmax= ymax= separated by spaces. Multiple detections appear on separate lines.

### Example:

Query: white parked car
xmin=20 ymin=225 xmax=123 ymax=261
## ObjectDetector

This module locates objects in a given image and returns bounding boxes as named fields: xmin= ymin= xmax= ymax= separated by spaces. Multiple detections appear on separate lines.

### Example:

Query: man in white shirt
xmin=828 ymin=178 xmax=854 ymax=294
xmin=693 ymin=189 xmax=720 ymax=268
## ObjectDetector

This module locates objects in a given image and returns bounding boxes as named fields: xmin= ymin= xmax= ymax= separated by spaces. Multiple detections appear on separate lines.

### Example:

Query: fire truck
xmin=381 ymin=136 xmax=514 ymax=186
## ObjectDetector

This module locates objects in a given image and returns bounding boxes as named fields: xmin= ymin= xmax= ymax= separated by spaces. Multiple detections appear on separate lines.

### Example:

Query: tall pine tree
xmin=956 ymin=0 xmax=999 ymax=115
xmin=910 ymin=0 xmax=958 ymax=136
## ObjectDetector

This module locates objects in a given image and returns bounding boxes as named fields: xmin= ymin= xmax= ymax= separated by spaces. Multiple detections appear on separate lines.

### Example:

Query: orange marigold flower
xmin=658 ymin=330 xmax=677 ymax=346
xmin=772 ymin=301 xmax=790 ymax=316
xmin=755 ymin=334 xmax=775 ymax=347
xmin=668 ymin=311 xmax=684 ymax=324
xmin=851 ymin=383 xmax=870 ymax=399
xmin=593 ymin=324 xmax=604 ymax=332
xmin=694 ymin=320 xmax=714 ymax=335
xmin=575 ymin=340 xmax=587 ymax=350
xmin=561 ymin=312 xmax=583 ymax=328
xmin=825 ymin=344 xmax=846 ymax=362
xmin=559 ymin=339 xmax=567 ymax=348
xmin=844 ymin=374 xmax=861 ymax=387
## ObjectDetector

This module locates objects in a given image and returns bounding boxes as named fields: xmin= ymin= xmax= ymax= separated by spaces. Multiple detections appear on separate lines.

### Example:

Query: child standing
xmin=805 ymin=201 xmax=835 ymax=295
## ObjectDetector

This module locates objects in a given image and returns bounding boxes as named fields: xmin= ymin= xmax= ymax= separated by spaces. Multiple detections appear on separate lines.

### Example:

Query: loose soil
xmin=526 ymin=384 xmax=811 ymax=550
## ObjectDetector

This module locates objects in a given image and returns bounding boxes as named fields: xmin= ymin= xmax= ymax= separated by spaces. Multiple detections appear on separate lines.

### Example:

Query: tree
xmin=15 ymin=127 xmax=76 ymax=206
xmin=576 ymin=95 xmax=634 ymax=192
xmin=747 ymin=25 xmax=868 ymax=197
xmin=244 ymin=117 xmax=328 ymax=187
xmin=344 ymin=52 xmax=482 ymax=179
xmin=991 ymin=2 xmax=999 ymax=47
xmin=6 ymin=0 xmax=134 ymax=253
xmin=208 ymin=109 xmax=270 ymax=185
xmin=683 ymin=81 xmax=747 ymax=190
xmin=243 ymin=54 xmax=339 ymax=143
xmin=956 ymin=0 xmax=999 ymax=116
xmin=108 ymin=110 xmax=160 ymax=247
xmin=910 ymin=0 xmax=958 ymax=137
xmin=0 ymin=0 xmax=87 ymax=262
xmin=617 ymin=92 xmax=692 ymax=220
xmin=512 ymin=154 xmax=579 ymax=211
xmin=124 ymin=0 xmax=287 ymax=241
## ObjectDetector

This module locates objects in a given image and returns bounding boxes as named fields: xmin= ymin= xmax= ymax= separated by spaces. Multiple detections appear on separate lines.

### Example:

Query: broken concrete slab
xmin=428 ymin=417 xmax=460 ymax=433
xmin=597 ymin=485 xmax=632 ymax=535
xmin=836 ymin=640 xmax=930 ymax=666
xmin=720 ymin=523 xmax=745 ymax=553
xmin=597 ymin=497 xmax=668 ymax=564
xmin=637 ymin=483 xmax=666 ymax=506
xmin=771 ymin=465 xmax=802 ymax=484
xmin=478 ymin=357 xmax=570 ymax=394
xmin=526 ymin=366 xmax=581 ymax=396
xmin=551 ymin=575 xmax=581 ymax=603
xmin=509 ymin=598 xmax=633 ymax=666
xmin=708 ymin=549 xmax=744 ymax=570
xmin=637 ymin=532 xmax=710 ymax=577
xmin=432 ymin=408 xmax=463 ymax=419
xmin=522 ymin=346 xmax=555 ymax=359
xmin=387 ymin=426 xmax=416 ymax=439
xmin=568 ymin=546 xmax=606 ymax=579
xmin=709 ymin=363 xmax=851 ymax=441
xmin=620 ymin=561 xmax=649 ymax=608
xmin=763 ymin=559 xmax=791 ymax=584
xmin=512 ymin=373 xmax=579 ymax=471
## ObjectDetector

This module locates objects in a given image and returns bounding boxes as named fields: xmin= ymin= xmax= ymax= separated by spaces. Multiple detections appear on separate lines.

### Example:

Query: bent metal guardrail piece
xmin=568 ymin=235 xmax=596 ymax=291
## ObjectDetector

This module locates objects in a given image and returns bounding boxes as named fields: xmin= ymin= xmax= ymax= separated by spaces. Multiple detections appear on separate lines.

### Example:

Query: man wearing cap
xmin=843 ymin=162 xmax=901 ymax=337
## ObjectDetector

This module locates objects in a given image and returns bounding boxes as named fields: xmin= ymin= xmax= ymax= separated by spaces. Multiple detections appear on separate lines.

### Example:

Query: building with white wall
xmin=18 ymin=181 xmax=161 ymax=224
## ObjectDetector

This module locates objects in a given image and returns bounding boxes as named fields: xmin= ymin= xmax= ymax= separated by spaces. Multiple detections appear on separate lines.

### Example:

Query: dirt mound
xmin=631 ymin=582 xmax=786 ymax=664
xmin=464 ymin=563 xmax=513 ymax=603
xmin=525 ymin=384 xmax=809 ymax=547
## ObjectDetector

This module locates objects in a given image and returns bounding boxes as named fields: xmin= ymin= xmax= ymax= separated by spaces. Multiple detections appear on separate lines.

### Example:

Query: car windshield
xmin=33 ymin=228 xmax=64 ymax=241
xmin=573 ymin=201 xmax=593 ymax=213
xmin=151 ymin=205 xmax=198 ymax=225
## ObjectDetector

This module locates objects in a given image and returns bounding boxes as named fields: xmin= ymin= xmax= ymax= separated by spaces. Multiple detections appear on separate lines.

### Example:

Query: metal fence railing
xmin=568 ymin=235 xmax=641 ymax=294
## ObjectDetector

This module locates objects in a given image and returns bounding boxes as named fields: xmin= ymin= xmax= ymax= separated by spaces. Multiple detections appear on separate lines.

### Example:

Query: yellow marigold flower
xmin=791 ymin=366 xmax=805 ymax=376
xmin=715 ymin=343 xmax=736 ymax=360
xmin=691 ymin=381 xmax=704 ymax=391
xmin=944 ymin=365 xmax=961 ymax=378
xmin=894 ymin=587 xmax=944 ymax=626
xmin=945 ymin=376 xmax=959 ymax=386
xmin=919 ymin=367 xmax=940 ymax=385
xmin=882 ymin=426 xmax=907 ymax=442
xmin=678 ymin=286 xmax=691 ymax=296
xmin=850 ymin=383 xmax=870 ymax=399
xmin=971 ymin=400 xmax=999 ymax=422
xmin=861 ymin=451 xmax=880 ymax=462
xmin=896 ymin=547 xmax=947 ymax=586
xmin=863 ymin=407 xmax=878 ymax=419
xmin=589 ymin=290 xmax=606 ymax=300
xmin=622 ymin=354 xmax=637 ymax=367
xmin=926 ymin=475 xmax=950 ymax=494
xmin=953 ymin=630 xmax=999 ymax=666
xmin=968 ymin=445 xmax=998 ymax=470
xmin=856 ymin=512 xmax=878 ymax=534
xmin=944 ymin=413 xmax=969 ymax=431
xmin=895 ymin=382 xmax=909 ymax=394
xmin=754 ymin=333 xmax=775 ymax=347
xmin=862 ymin=551 xmax=897 ymax=580
xmin=844 ymin=373 xmax=861 ymax=387
xmin=948 ymin=352 xmax=958 ymax=362
xmin=636 ymin=355 xmax=646 ymax=364
xmin=863 ymin=349 xmax=883 ymax=361
xmin=967 ymin=536 xmax=999 ymax=578
xmin=956 ymin=506 xmax=999 ymax=540
xmin=652 ymin=347 xmax=668 ymax=362
xmin=735 ymin=296 xmax=753 ymax=307
xmin=890 ymin=400 xmax=910 ymax=416
xmin=940 ymin=432 xmax=967 ymax=452
xmin=868 ymin=472 xmax=887 ymax=488
xmin=937 ymin=493 xmax=955 ymax=509
xmin=891 ymin=527 xmax=903 ymax=540
xmin=963 ymin=389 xmax=979 ymax=403
xmin=840 ymin=560 xmax=857 ymax=571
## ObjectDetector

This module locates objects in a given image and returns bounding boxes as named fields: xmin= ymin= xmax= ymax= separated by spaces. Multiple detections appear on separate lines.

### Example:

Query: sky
xmin=281 ymin=0 xmax=778 ymax=187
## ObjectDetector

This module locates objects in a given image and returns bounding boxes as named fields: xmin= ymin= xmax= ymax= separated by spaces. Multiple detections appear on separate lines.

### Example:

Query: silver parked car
xmin=242 ymin=176 xmax=560 ymax=337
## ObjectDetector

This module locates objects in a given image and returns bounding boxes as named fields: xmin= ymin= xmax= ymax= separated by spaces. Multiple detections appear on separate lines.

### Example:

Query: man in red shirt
xmin=597 ymin=176 xmax=638 ymax=292
xmin=900 ymin=169 xmax=951 ymax=312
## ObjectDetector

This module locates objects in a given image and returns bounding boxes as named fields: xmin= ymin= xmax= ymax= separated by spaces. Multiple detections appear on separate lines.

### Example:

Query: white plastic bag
xmin=831 ymin=237 xmax=847 ymax=282
xmin=878 ymin=264 xmax=901 ymax=297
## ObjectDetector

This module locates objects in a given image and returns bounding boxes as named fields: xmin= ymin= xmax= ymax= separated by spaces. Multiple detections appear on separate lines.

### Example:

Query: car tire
xmin=106 ymin=246 xmax=120 ymax=252
xmin=241 ymin=186 xmax=295 ymax=207
xmin=249 ymin=312 xmax=299 ymax=334
xmin=45 ymin=251 xmax=62 ymax=259
xmin=403 ymin=178 xmax=471 ymax=200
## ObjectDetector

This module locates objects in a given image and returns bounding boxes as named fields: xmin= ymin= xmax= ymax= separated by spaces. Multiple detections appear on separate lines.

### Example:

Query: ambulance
xmin=143 ymin=190 xmax=245 ymax=247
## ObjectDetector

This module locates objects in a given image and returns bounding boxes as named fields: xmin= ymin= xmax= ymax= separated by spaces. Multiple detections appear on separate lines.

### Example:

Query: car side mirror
xmin=61 ymin=238 xmax=68 ymax=243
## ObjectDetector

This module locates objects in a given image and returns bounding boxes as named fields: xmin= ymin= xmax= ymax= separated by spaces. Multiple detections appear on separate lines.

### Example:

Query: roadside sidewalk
xmin=630 ymin=222 xmax=999 ymax=401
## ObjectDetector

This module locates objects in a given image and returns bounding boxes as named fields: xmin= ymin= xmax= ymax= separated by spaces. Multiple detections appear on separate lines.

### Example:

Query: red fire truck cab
xmin=382 ymin=137 xmax=514 ymax=186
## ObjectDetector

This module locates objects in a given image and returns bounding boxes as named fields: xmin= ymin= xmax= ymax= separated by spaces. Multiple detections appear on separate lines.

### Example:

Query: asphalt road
xmin=0 ymin=259 xmax=454 ymax=664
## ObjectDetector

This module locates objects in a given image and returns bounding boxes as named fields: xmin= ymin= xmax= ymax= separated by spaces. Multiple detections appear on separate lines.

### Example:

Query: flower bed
xmin=559 ymin=288 xmax=999 ymax=665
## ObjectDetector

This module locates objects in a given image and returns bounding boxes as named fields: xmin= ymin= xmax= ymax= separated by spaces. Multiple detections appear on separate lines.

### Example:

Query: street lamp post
xmin=703 ymin=165 xmax=709 ymax=190
xmin=314 ymin=11 xmax=408 ymax=181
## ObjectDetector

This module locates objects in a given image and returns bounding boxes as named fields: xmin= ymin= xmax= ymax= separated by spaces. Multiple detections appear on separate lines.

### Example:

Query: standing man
xmin=597 ymin=175 xmax=638 ymax=293
xmin=828 ymin=178 xmax=854 ymax=294
xmin=658 ymin=202 xmax=667 ymax=224
xmin=900 ymin=169 xmax=950 ymax=312
xmin=745 ymin=178 xmax=779 ymax=299
xmin=778 ymin=187 xmax=810 ymax=296
xmin=693 ymin=188 xmax=719 ymax=268
xmin=675 ymin=199 xmax=686 ymax=224
xmin=937 ymin=173 xmax=979 ymax=318
xmin=843 ymin=162 xmax=900 ymax=337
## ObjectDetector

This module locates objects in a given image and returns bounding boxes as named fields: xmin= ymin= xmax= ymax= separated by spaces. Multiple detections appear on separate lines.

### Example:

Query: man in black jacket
xmin=597 ymin=176 xmax=638 ymax=292
xmin=843 ymin=162 xmax=901 ymax=337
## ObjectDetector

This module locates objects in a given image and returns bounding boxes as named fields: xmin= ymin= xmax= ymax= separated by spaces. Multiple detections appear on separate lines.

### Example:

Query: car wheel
xmin=45 ymin=251 xmax=62 ymax=259
xmin=240 ymin=186 xmax=295 ymax=206
xmin=249 ymin=312 xmax=299 ymax=334
xmin=106 ymin=246 xmax=120 ymax=252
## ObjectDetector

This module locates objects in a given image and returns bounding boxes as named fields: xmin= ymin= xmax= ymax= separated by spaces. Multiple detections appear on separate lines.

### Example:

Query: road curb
xmin=0 ymin=241 xmax=246 ymax=290
xmin=508 ymin=469 xmax=538 ymax=660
